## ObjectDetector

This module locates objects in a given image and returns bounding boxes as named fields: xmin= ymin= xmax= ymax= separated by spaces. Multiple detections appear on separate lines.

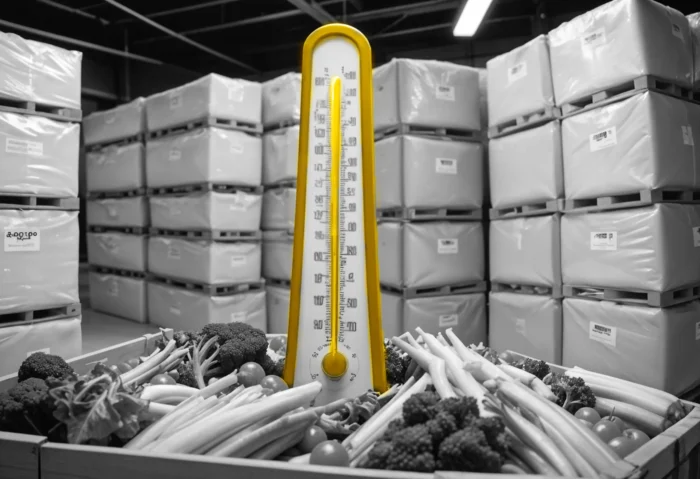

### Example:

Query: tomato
xmin=498 ymin=351 xmax=514 ymax=364
xmin=116 ymin=362 xmax=133 ymax=373
xmin=208 ymin=377 xmax=219 ymax=386
xmin=269 ymin=336 xmax=287 ymax=352
xmin=126 ymin=358 xmax=140 ymax=369
xmin=238 ymin=362 xmax=266 ymax=387
xmin=600 ymin=415 xmax=627 ymax=432
xmin=575 ymin=407 xmax=601 ymax=424
xmin=260 ymin=375 xmax=289 ymax=393
xmin=151 ymin=374 xmax=176 ymax=385
xmin=309 ymin=440 xmax=350 ymax=467
xmin=168 ymin=370 xmax=179 ymax=381
xmin=608 ymin=436 xmax=638 ymax=458
xmin=622 ymin=429 xmax=650 ymax=450
xmin=299 ymin=426 xmax=328 ymax=454
xmin=579 ymin=420 xmax=594 ymax=429
xmin=592 ymin=421 xmax=622 ymax=443
xmin=109 ymin=364 xmax=121 ymax=374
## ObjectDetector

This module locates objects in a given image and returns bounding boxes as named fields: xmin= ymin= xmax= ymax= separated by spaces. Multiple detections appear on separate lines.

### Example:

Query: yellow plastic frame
xmin=283 ymin=23 xmax=388 ymax=394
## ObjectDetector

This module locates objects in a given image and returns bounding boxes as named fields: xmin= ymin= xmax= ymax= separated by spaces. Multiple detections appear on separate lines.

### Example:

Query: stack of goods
xmin=84 ymin=98 xmax=148 ymax=323
xmin=144 ymin=74 xmax=267 ymax=332
xmin=373 ymin=59 xmax=486 ymax=341
xmin=260 ymin=73 xmax=301 ymax=335
xmin=691 ymin=12 xmax=700 ymax=100
xmin=0 ymin=31 xmax=83 ymax=375
xmin=485 ymin=35 xmax=564 ymax=364
xmin=552 ymin=0 xmax=700 ymax=395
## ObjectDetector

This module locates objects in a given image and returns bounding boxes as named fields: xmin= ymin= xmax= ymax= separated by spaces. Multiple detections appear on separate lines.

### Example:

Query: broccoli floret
xmin=218 ymin=323 xmax=269 ymax=373
xmin=385 ymin=343 xmax=410 ymax=386
xmin=425 ymin=411 xmax=459 ymax=447
xmin=436 ymin=427 xmax=504 ymax=472
xmin=516 ymin=358 xmax=551 ymax=381
xmin=260 ymin=355 xmax=285 ymax=377
xmin=0 ymin=378 xmax=58 ymax=436
xmin=200 ymin=324 xmax=235 ymax=344
xmin=402 ymin=391 xmax=440 ymax=425
xmin=466 ymin=416 xmax=509 ymax=459
xmin=432 ymin=396 xmax=480 ymax=428
xmin=547 ymin=373 xmax=596 ymax=414
xmin=173 ymin=331 xmax=200 ymax=348
xmin=365 ymin=424 xmax=436 ymax=472
xmin=175 ymin=363 xmax=197 ymax=388
xmin=17 ymin=352 xmax=74 ymax=383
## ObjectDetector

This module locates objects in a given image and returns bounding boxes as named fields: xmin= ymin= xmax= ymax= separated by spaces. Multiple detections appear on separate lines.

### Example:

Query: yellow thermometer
xmin=283 ymin=23 xmax=387 ymax=404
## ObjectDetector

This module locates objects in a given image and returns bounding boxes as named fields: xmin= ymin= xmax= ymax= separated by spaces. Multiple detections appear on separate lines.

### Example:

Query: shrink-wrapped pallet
xmin=266 ymin=284 xmax=290 ymax=334
xmin=262 ymin=126 xmax=299 ymax=186
xmin=0 ymin=112 xmax=79 ymax=197
xmin=262 ymin=72 xmax=301 ymax=127
xmin=86 ymin=197 xmax=149 ymax=229
xmin=86 ymin=232 xmax=147 ymax=272
xmin=375 ymin=135 xmax=483 ymax=211
xmin=262 ymin=187 xmax=296 ymax=231
xmin=262 ymin=231 xmax=292 ymax=282
xmin=83 ymin=98 xmax=146 ymax=146
xmin=86 ymin=143 xmax=145 ymax=193
xmin=691 ymin=13 xmax=700 ymax=90
xmin=89 ymin=272 xmax=147 ymax=323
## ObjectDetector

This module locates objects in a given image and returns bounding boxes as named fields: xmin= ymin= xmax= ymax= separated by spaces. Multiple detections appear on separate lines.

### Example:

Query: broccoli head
xmin=260 ymin=354 xmax=285 ymax=377
xmin=516 ymin=358 xmax=551 ymax=381
xmin=437 ymin=427 xmax=504 ymax=473
xmin=0 ymin=378 xmax=58 ymax=436
xmin=385 ymin=343 xmax=411 ymax=386
xmin=364 ymin=423 xmax=436 ymax=472
xmin=432 ymin=396 xmax=480 ymax=428
xmin=175 ymin=363 xmax=197 ymax=388
xmin=218 ymin=323 xmax=269 ymax=373
xmin=402 ymin=391 xmax=440 ymax=425
xmin=546 ymin=373 xmax=596 ymax=413
xmin=173 ymin=330 xmax=201 ymax=349
xmin=18 ymin=352 xmax=74 ymax=383
xmin=200 ymin=324 xmax=235 ymax=344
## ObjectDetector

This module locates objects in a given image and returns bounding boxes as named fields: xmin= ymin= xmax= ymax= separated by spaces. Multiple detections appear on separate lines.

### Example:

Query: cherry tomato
xmin=269 ymin=336 xmax=287 ymax=352
xmin=593 ymin=421 xmax=622 ymax=443
xmin=498 ymin=351 xmax=514 ymax=364
xmin=309 ymin=440 xmax=350 ymax=467
xmin=116 ymin=362 xmax=133 ymax=373
xmin=600 ymin=415 xmax=627 ymax=432
xmin=151 ymin=374 xmax=176 ymax=385
xmin=608 ymin=436 xmax=638 ymax=458
xmin=168 ymin=370 xmax=180 ymax=381
xmin=238 ymin=362 xmax=266 ymax=387
xmin=260 ymin=375 xmax=289 ymax=394
xmin=126 ymin=358 xmax=140 ymax=369
xmin=299 ymin=426 xmax=328 ymax=454
xmin=622 ymin=429 xmax=650 ymax=450
xmin=579 ymin=420 xmax=594 ymax=429
xmin=109 ymin=364 xmax=121 ymax=374
xmin=575 ymin=407 xmax=601 ymax=424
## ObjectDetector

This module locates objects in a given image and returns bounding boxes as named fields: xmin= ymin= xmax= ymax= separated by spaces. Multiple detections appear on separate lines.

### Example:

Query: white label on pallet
xmin=589 ymin=127 xmax=617 ymax=152
xmin=108 ymin=280 xmax=119 ymax=297
xmin=581 ymin=28 xmax=606 ymax=50
xmin=231 ymin=255 xmax=247 ymax=267
xmin=169 ymin=149 xmax=182 ymax=161
xmin=6 ymin=138 xmax=43 ymax=156
xmin=169 ymin=90 xmax=182 ymax=109
xmin=682 ymin=126 xmax=695 ymax=146
xmin=435 ymin=157 xmax=457 ymax=175
xmin=436 ymin=85 xmax=456 ymax=101
xmin=4 ymin=228 xmax=41 ymax=252
xmin=167 ymin=245 xmax=181 ymax=259
xmin=590 ymin=231 xmax=617 ymax=251
xmin=696 ymin=322 xmax=700 ymax=340
xmin=26 ymin=348 xmax=50 ymax=358
xmin=231 ymin=311 xmax=247 ymax=322
xmin=507 ymin=62 xmax=528 ymax=84
xmin=589 ymin=321 xmax=617 ymax=347
xmin=439 ymin=314 xmax=459 ymax=327
xmin=437 ymin=238 xmax=459 ymax=254
xmin=693 ymin=227 xmax=700 ymax=247
xmin=515 ymin=318 xmax=527 ymax=336
xmin=672 ymin=23 xmax=684 ymax=41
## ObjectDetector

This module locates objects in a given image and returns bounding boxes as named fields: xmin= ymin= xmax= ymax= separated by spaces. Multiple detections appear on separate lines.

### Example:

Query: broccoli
xmin=200 ymin=324 xmax=236 ymax=344
xmin=175 ymin=363 xmax=197 ymax=388
xmin=436 ymin=427 xmax=503 ymax=473
xmin=546 ymin=373 xmax=596 ymax=414
xmin=384 ymin=342 xmax=411 ymax=386
xmin=0 ymin=378 xmax=59 ymax=436
xmin=402 ymin=391 xmax=440 ymax=425
xmin=260 ymin=355 xmax=285 ymax=377
xmin=218 ymin=323 xmax=269 ymax=374
xmin=364 ymin=424 xmax=436 ymax=472
xmin=516 ymin=358 xmax=551 ymax=380
xmin=17 ymin=352 xmax=74 ymax=383
xmin=472 ymin=343 xmax=500 ymax=364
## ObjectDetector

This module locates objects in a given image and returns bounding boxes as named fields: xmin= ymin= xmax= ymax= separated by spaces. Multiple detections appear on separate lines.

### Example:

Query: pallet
xmin=266 ymin=278 xmax=291 ymax=288
xmin=88 ymin=225 xmax=147 ymax=235
xmin=374 ymin=123 xmax=481 ymax=142
xmin=148 ymin=116 xmax=263 ymax=139
xmin=381 ymin=281 xmax=487 ymax=299
xmin=488 ymin=105 xmax=562 ymax=139
xmin=692 ymin=90 xmax=700 ymax=103
xmin=563 ymin=283 xmax=700 ymax=308
xmin=0 ymin=194 xmax=80 ymax=211
xmin=563 ymin=189 xmax=700 ymax=214
xmin=85 ymin=134 xmax=144 ymax=152
xmin=149 ymin=228 xmax=262 ymax=241
xmin=263 ymin=119 xmax=299 ymax=132
xmin=150 ymin=275 xmax=265 ymax=296
xmin=87 ymin=188 xmax=146 ymax=199
xmin=561 ymin=75 xmax=693 ymax=116
xmin=489 ymin=199 xmax=562 ymax=220
xmin=147 ymin=183 xmax=263 ymax=196
xmin=0 ymin=303 xmax=81 ymax=325
xmin=88 ymin=265 xmax=149 ymax=279
xmin=377 ymin=207 xmax=482 ymax=222
xmin=491 ymin=282 xmax=563 ymax=299
xmin=264 ymin=181 xmax=297 ymax=191
xmin=0 ymin=95 xmax=82 ymax=123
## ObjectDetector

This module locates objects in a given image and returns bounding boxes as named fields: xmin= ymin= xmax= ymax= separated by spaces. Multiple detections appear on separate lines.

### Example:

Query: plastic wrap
xmin=149 ymin=191 xmax=262 ymax=231
xmin=489 ymin=215 xmax=561 ymax=287
xmin=489 ymin=121 xmax=563 ymax=209
xmin=0 ymin=210 xmax=78 ymax=314
xmin=86 ymin=232 xmax=147 ymax=272
xmin=0 ymin=112 xmax=79 ymax=197
xmin=691 ymin=13 xmax=700 ymax=90
xmin=563 ymin=298 xmax=700 ymax=394
xmin=378 ymin=221 xmax=484 ymax=289
xmin=373 ymin=58 xmax=481 ymax=132
xmin=548 ymin=0 xmax=693 ymax=106
xmin=381 ymin=292 xmax=486 ymax=345
xmin=563 ymin=92 xmax=700 ymax=200
xmin=486 ymin=35 xmax=555 ymax=127
xmin=477 ymin=68 xmax=488 ymax=133
xmin=0 ymin=31 xmax=82 ymax=109
xmin=147 ymin=282 xmax=266 ymax=332
xmin=262 ymin=230 xmax=292 ymax=282
xmin=86 ymin=143 xmax=145 ymax=193
xmin=146 ymin=127 xmax=262 ymax=188
xmin=266 ymin=284 xmax=290 ymax=334
xmin=86 ymin=197 xmax=149 ymax=228
xmin=262 ymin=187 xmax=296 ymax=231
xmin=262 ymin=72 xmax=301 ymax=127
xmin=561 ymin=204 xmax=700 ymax=292
xmin=145 ymin=74 xmax=262 ymax=132
xmin=83 ymin=98 xmax=146 ymax=146
xmin=375 ymin=135 xmax=483 ymax=211
xmin=262 ymin=125 xmax=299 ymax=186
xmin=148 ymin=236 xmax=261 ymax=285
xmin=88 ymin=272 xmax=147 ymax=323
xmin=0 ymin=316 xmax=82 ymax=377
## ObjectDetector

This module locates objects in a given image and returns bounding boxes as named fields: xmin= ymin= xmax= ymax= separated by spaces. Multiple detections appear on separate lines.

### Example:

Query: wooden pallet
xmin=266 ymin=278 xmax=291 ymax=288
xmin=263 ymin=119 xmax=299 ymax=132
xmin=88 ymin=265 xmax=149 ymax=279
xmin=561 ymin=75 xmax=693 ymax=116
xmin=87 ymin=188 xmax=146 ymax=199
xmin=489 ymin=199 xmax=562 ymax=220
xmin=374 ymin=123 xmax=481 ymax=142
xmin=563 ymin=283 xmax=700 ymax=308
xmin=149 ymin=228 xmax=262 ymax=241
xmin=148 ymin=116 xmax=263 ymax=139
xmin=147 ymin=183 xmax=263 ymax=196
xmin=491 ymin=282 xmax=563 ymax=298
xmin=488 ymin=105 xmax=562 ymax=139
xmin=150 ymin=275 xmax=265 ymax=296
xmin=0 ymin=95 xmax=82 ymax=123
xmin=88 ymin=225 xmax=147 ymax=235
xmin=263 ymin=180 xmax=297 ymax=191
xmin=0 ymin=303 xmax=81 ymax=325
xmin=692 ymin=90 xmax=700 ymax=103
xmin=85 ymin=134 xmax=144 ymax=152
xmin=0 ymin=194 xmax=79 ymax=211
xmin=381 ymin=281 xmax=487 ymax=299
xmin=563 ymin=189 xmax=700 ymax=214
xmin=377 ymin=207 xmax=482 ymax=222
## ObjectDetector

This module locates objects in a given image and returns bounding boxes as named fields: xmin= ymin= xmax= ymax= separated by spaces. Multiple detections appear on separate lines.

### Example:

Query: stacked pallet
xmin=84 ymin=98 xmax=149 ymax=323
xmin=0 ymin=31 xmax=83 ymax=375
xmin=373 ymin=59 xmax=487 ymax=342
xmin=144 ymin=74 xmax=267 ymax=332
xmin=691 ymin=12 xmax=700 ymax=101
xmin=485 ymin=35 xmax=564 ymax=364
xmin=260 ymin=73 xmax=301 ymax=335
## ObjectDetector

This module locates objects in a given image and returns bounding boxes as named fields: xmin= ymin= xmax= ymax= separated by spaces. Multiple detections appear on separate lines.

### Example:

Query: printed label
xmin=590 ymin=232 xmax=617 ymax=251
xmin=682 ymin=126 xmax=695 ymax=146
xmin=4 ymin=229 xmax=41 ymax=252
xmin=26 ymin=348 xmax=50 ymax=358
xmin=169 ymin=306 xmax=181 ymax=316
xmin=435 ymin=158 xmax=457 ymax=175
xmin=672 ymin=23 xmax=684 ymax=40
xmin=581 ymin=28 xmax=606 ymax=49
xmin=231 ymin=255 xmax=247 ymax=267
xmin=169 ymin=149 xmax=182 ymax=161
xmin=231 ymin=311 xmax=247 ymax=322
xmin=589 ymin=321 xmax=617 ymax=347
xmin=696 ymin=322 xmax=700 ymax=340
xmin=167 ymin=245 xmax=181 ymax=259
xmin=169 ymin=91 xmax=182 ymax=109
xmin=6 ymin=138 xmax=43 ymax=156
xmin=693 ymin=227 xmax=700 ymax=247
xmin=108 ymin=280 xmax=119 ymax=297
xmin=437 ymin=238 xmax=459 ymax=254
xmin=589 ymin=127 xmax=617 ymax=152
xmin=515 ymin=318 xmax=527 ymax=336
xmin=439 ymin=314 xmax=459 ymax=327
xmin=436 ymin=85 xmax=456 ymax=101
xmin=507 ymin=62 xmax=528 ymax=83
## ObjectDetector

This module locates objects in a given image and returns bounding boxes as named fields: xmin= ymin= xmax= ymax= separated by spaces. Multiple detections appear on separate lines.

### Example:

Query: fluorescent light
xmin=453 ymin=0 xmax=495 ymax=37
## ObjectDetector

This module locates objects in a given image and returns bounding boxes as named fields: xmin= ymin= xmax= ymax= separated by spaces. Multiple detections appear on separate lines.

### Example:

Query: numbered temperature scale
xmin=283 ymin=24 xmax=388 ymax=405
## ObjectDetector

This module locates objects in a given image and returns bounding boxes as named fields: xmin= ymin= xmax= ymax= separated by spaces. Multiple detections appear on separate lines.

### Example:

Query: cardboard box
xmin=262 ymin=187 xmax=295 ymax=231
xmin=88 ymin=272 xmax=147 ymax=323
xmin=86 ymin=232 xmax=147 ymax=273
xmin=262 ymin=231 xmax=292 ymax=282
xmin=150 ymin=191 xmax=262 ymax=231
xmin=86 ymin=196 xmax=149 ymax=228
xmin=262 ymin=72 xmax=301 ymax=127
xmin=262 ymin=125 xmax=298 ymax=186
xmin=83 ymin=98 xmax=146 ymax=146
xmin=86 ymin=143 xmax=145 ymax=193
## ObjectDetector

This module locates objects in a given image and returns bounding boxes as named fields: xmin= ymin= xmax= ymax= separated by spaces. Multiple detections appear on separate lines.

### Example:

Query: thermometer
xmin=283 ymin=23 xmax=388 ymax=405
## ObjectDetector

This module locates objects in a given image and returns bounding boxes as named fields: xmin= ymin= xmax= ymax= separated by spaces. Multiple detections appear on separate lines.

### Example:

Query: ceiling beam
xmin=37 ymin=0 xmax=111 ymax=25
xmin=285 ymin=0 xmax=336 ymax=24
xmin=115 ymin=0 xmax=243 ymax=25
xmin=349 ymin=0 xmax=459 ymax=22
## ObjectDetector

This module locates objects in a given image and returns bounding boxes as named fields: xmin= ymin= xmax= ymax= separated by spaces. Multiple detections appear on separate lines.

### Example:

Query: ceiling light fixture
xmin=453 ymin=0 xmax=495 ymax=37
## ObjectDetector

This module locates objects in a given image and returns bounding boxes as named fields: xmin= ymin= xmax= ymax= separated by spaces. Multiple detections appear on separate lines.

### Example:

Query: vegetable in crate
xmin=18 ymin=352 xmax=75 ymax=382
xmin=0 ymin=378 xmax=62 ymax=438
xmin=384 ymin=341 xmax=411 ymax=386
xmin=545 ymin=372 xmax=596 ymax=414
xmin=514 ymin=358 xmax=551 ymax=381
